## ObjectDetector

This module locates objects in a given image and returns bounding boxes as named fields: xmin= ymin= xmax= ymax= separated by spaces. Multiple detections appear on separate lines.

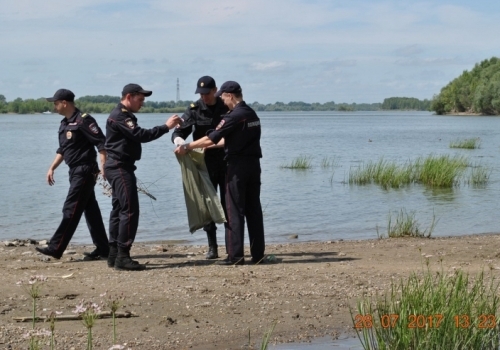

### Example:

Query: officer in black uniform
xmin=171 ymin=76 xmax=229 ymax=259
xmin=174 ymin=81 xmax=265 ymax=265
xmin=36 ymin=89 xmax=109 ymax=260
xmin=105 ymin=83 xmax=181 ymax=271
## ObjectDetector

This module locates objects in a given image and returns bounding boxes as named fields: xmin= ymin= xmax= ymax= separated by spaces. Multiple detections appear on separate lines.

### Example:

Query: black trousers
xmin=225 ymin=157 xmax=265 ymax=261
xmin=203 ymin=157 xmax=227 ymax=235
xmin=49 ymin=163 xmax=108 ymax=254
xmin=104 ymin=159 xmax=139 ymax=248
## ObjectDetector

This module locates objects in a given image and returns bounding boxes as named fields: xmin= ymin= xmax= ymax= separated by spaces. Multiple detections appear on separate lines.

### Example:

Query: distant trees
xmin=381 ymin=97 xmax=431 ymax=111
xmin=431 ymin=57 xmax=500 ymax=115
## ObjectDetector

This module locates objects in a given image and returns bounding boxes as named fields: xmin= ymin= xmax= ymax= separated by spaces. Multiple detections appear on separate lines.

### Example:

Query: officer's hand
xmin=166 ymin=115 xmax=182 ymax=129
xmin=47 ymin=169 xmax=55 ymax=186
xmin=100 ymin=169 xmax=107 ymax=182
xmin=174 ymin=145 xmax=188 ymax=155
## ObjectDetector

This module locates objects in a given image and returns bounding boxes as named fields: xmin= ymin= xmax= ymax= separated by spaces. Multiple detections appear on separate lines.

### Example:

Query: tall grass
xmin=353 ymin=267 xmax=500 ymax=349
xmin=321 ymin=156 xmax=339 ymax=169
xmin=449 ymin=138 xmax=481 ymax=149
xmin=349 ymin=155 xmax=482 ymax=188
xmin=280 ymin=156 xmax=312 ymax=169
xmin=385 ymin=209 xmax=437 ymax=238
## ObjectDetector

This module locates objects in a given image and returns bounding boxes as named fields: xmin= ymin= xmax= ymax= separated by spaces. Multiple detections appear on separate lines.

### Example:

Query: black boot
xmin=114 ymin=246 xmax=146 ymax=271
xmin=205 ymin=231 xmax=219 ymax=259
xmin=107 ymin=244 xmax=118 ymax=268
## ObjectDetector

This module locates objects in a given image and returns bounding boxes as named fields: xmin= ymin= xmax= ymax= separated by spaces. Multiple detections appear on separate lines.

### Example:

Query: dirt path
xmin=1 ymin=233 xmax=499 ymax=349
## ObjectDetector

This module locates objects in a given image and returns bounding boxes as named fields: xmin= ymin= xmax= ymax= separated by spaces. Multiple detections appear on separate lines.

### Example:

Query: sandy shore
xmin=1 ymin=233 xmax=500 ymax=349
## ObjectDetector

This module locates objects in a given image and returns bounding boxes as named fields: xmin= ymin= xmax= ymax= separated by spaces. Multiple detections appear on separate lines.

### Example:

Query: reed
xmin=353 ymin=267 xmax=500 ymax=349
xmin=280 ymin=156 xmax=312 ymax=170
xmin=449 ymin=137 xmax=481 ymax=149
xmin=321 ymin=156 xmax=339 ymax=168
xmin=349 ymin=155 xmax=473 ymax=188
xmin=386 ymin=209 xmax=436 ymax=238
xmin=468 ymin=164 xmax=491 ymax=186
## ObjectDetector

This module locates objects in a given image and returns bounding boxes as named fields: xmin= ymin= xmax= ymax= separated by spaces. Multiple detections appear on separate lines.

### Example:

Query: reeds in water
xmin=449 ymin=137 xmax=481 ymax=149
xmin=384 ymin=209 xmax=436 ymax=238
xmin=280 ymin=156 xmax=312 ymax=170
xmin=353 ymin=268 xmax=500 ymax=349
xmin=349 ymin=155 xmax=483 ymax=188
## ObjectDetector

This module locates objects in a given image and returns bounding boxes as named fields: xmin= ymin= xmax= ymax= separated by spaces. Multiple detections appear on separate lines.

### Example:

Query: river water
xmin=1 ymin=111 xmax=499 ymax=245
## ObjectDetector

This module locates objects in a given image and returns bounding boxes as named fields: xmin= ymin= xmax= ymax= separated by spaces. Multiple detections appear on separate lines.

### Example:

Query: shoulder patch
xmin=216 ymin=120 xmax=225 ymax=130
xmin=88 ymin=123 xmax=99 ymax=134
xmin=124 ymin=118 xmax=136 ymax=129
xmin=81 ymin=113 xmax=88 ymax=118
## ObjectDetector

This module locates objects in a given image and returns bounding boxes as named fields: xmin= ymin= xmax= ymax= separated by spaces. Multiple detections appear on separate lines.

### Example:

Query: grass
xmin=449 ymin=137 xmax=481 ymax=149
xmin=321 ymin=156 xmax=339 ymax=169
xmin=382 ymin=209 xmax=437 ymax=238
xmin=349 ymin=155 xmax=486 ymax=188
xmin=280 ymin=156 xmax=312 ymax=169
xmin=353 ymin=266 xmax=500 ymax=349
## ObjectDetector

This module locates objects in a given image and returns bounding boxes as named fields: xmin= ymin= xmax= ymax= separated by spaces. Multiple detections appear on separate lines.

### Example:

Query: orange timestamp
xmin=354 ymin=314 xmax=497 ymax=329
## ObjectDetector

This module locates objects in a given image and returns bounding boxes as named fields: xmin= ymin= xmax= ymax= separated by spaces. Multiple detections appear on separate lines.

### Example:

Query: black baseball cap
xmin=195 ymin=76 xmax=216 ymax=94
xmin=215 ymin=81 xmax=242 ymax=97
xmin=46 ymin=89 xmax=75 ymax=102
xmin=122 ymin=83 xmax=152 ymax=97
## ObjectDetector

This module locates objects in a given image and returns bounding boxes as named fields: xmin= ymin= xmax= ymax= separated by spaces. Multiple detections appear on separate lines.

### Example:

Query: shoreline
xmin=2 ymin=233 xmax=500 ymax=349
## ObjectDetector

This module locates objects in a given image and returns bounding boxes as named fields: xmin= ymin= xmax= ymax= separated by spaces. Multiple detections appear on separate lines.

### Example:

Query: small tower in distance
xmin=176 ymin=78 xmax=180 ymax=102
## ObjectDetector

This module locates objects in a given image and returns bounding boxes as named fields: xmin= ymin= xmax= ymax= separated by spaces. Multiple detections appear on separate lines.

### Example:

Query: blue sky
xmin=0 ymin=0 xmax=498 ymax=104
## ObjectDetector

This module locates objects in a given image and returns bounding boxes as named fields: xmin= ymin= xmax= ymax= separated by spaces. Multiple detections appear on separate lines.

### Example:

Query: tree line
xmin=0 ymin=94 xmax=430 ymax=114
xmin=431 ymin=57 xmax=500 ymax=115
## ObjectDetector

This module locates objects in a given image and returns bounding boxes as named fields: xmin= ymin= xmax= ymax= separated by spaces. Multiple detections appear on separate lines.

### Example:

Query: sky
xmin=0 ymin=0 xmax=498 ymax=104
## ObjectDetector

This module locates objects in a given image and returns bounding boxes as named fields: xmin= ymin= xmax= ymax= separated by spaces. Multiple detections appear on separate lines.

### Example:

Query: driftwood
xmin=13 ymin=311 xmax=137 ymax=323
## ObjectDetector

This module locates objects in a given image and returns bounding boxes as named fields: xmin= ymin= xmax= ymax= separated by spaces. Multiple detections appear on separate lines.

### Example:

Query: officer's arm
xmin=80 ymin=116 xmax=106 ymax=152
xmin=115 ymin=115 xmax=169 ymax=143
xmin=171 ymin=109 xmax=194 ymax=143
xmin=174 ymin=136 xmax=214 ymax=155
xmin=98 ymin=150 xmax=107 ymax=180
xmin=204 ymin=138 xmax=224 ymax=149
xmin=46 ymin=154 xmax=64 ymax=186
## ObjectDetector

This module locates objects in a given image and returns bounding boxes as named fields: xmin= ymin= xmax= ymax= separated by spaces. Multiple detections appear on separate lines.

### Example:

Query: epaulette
xmin=190 ymin=103 xmax=196 ymax=109
xmin=121 ymin=108 xmax=128 ymax=113
xmin=81 ymin=113 xmax=88 ymax=118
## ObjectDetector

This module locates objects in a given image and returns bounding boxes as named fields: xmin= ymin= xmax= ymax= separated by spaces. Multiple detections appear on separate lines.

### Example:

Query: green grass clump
xmin=468 ymin=164 xmax=491 ymax=186
xmin=280 ymin=156 xmax=312 ymax=170
xmin=353 ymin=268 xmax=500 ymax=349
xmin=349 ymin=155 xmax=480 ymax=188
xmin=321 ymin=156 xmax=339 ymax=168
xmin=449 ymin=138 xmax=481 ymax=149
xmin=383 ymin=209 xmax=436 ymax=238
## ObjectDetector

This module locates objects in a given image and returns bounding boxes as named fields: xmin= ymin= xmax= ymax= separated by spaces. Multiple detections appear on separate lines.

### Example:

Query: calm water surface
xmin=1 ymin=111 xmax=499 ymax=245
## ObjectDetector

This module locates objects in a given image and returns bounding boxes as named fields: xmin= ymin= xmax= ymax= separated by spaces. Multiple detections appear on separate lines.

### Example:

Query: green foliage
xmin=354 ymin=268 xmax=500 ymax=349
xmin=385 ymin=209 xmax=436 ymax=238
xmin=431 ymin=57 xmax=500 ymax=115
xmin=449 ymin=137 xmax=481 ymax=149
xmin=381 ymin=97 xmax=431 ymax=111
xmin=280 ymin=156 xmax=312 ymax=169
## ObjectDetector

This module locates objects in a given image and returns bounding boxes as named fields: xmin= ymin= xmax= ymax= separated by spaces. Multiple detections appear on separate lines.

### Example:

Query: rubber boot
xmin=107 ymin=243 xmax=118 ymax=268
xmin=205 ymin=231 xmax=219 ymax=259
xmin=114 ymin=246 xmax=146 ymax=271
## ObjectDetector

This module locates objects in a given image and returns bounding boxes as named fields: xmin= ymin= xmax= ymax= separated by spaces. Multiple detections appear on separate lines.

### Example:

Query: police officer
xmin=36 ymin=89 xmax=109 ymax=260
xmin=105 ymin=83 xmax=181 ymax=271
xmin=172 ymin=76 xmax=229 ymax=259
xmin=174 ymin=81 xmax=265 ymax=265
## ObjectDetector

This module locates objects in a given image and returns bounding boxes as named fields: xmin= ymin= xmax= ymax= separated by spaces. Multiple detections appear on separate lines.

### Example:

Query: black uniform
xmin=48 ymin=109 xmax=109 ymax=256
xmin=207 ymin=101 xmax=264 ymax=263
xmin=104 ymin=103 xmax=170 ymax=248
xmin=172 ymin=98 xmax=229 ymax=246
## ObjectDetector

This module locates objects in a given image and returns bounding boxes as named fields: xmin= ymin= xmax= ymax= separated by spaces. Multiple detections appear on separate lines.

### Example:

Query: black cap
xmin=122 ymin=83 xmax=152 ymax=97
xmin=215 ymin=81 xmax=242 ymax=97
xmin=195 ymin=76 xmax=216 ymax=94
xmin=46 ymin=89 xmax=75 ymax=102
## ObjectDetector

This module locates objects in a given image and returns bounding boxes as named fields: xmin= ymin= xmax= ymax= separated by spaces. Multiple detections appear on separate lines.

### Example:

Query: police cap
xmin=46 ymin=89 xmax=75 ymax=102
xmin=215 ymin=81 xmax=242 ymax=97
xmin=122 ymin=83 xmax=152 ymax=97
xmin=195 ymin=76 xmax=216 ymax=94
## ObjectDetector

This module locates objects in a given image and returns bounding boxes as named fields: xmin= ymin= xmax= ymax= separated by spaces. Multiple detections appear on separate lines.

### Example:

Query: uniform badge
xmin=216 ymin=120 xmax=225 ymax=130
xmin=66 ymin=131 xmax=72 ymax=139
xmin=125 ymin=118 xmax=135 ymax=129
xmin=89 ymin=123 xmax=99 ymax=134
xmin=200 ymin=82 xmax=204 ymax=87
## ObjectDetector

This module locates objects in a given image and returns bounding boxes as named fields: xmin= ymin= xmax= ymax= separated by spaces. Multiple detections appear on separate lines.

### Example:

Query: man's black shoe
xmin=35 ymin=246 xmax=62 ymax=259
xmin=114 ymin=257 xmax=146 ymax=271
xmin=107 ymin=245 xmax=118 ymax=268
xmin=250 ymin=257 xmax=266 ymax=265
xmin=205 ymin=246 xmax=219 ymax=259
xmin=83 ymin=248 xmax=109 ymax=261
xmin=216 ymin=258 xmax=245 ymax=266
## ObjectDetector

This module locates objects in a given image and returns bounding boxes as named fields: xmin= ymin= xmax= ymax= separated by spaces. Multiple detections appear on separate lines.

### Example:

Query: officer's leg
xmin=218 ymin=161 xmax=229 ymax=254
xmin=246 ymin=160 xmax=265 ymax=262
xmin=82 ymin=188 xmax=109 ymax=256
xmin=224 ymin=162 xmax=246 ymax=262
xmin=203 ymin=159 xmax=219 ymax=259
xmin=48 ymin=166 xmax=92 ymax=255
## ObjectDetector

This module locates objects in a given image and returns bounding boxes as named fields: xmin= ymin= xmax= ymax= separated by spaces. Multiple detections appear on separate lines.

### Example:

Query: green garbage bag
xmin=175 ymin=149 xmax=226 ymax=233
